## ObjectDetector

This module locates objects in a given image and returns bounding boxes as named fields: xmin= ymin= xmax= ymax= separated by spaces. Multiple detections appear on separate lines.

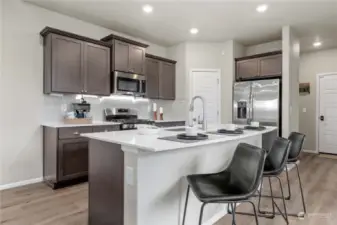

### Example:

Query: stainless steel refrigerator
xmin=233 ymin=79 xmax=282 ymax=136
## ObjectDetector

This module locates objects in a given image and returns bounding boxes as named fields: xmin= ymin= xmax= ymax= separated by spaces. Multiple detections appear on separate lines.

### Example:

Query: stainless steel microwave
xmin=113 ymin=71 xmax=146 ymax=96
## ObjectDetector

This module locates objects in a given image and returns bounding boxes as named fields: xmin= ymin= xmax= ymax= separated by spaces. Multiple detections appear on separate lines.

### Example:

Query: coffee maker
xmin=72 ymin=98 xmax=91 ymax=118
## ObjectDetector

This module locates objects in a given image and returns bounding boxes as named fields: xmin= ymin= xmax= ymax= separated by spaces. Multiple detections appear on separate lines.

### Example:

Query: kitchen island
xmin=82 ymin=126 xmax=277 ymax=225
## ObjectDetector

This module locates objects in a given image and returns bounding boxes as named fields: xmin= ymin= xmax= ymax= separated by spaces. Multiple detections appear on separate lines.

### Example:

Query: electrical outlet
xmin=126 ymin=167 xmax=134 ymax=186
xmin=302 ymin=108 xmax=307 ymax=113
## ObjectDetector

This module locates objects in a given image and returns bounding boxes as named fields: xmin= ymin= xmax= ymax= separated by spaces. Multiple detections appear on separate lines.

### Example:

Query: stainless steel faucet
xmin=189 ymin=96 xmax=207 ymax=131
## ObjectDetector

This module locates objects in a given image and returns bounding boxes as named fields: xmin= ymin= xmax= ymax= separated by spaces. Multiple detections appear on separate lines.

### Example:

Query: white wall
xmin=0 ymin=0 xmax=4 ymax=185
xmin=245 ymin=40 xmax=282 ymax=56
xmin=299 ymin=48 xmax=337 ymax=151
xmin=0 ymin=0 xmax=168 ymax=186
xmin=282 ymin=26 xmax=300 ymax=137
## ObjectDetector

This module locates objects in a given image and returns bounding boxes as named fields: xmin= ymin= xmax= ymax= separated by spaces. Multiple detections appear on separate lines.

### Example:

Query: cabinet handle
xmin=104 ymin=129 xmax=108 ymax=132
xmin=73 ymin=131 xmax=80 ymax=135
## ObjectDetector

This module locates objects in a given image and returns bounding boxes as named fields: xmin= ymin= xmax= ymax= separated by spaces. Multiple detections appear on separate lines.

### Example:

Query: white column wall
xmin=282 ymin=26 xmax=300 ymax=137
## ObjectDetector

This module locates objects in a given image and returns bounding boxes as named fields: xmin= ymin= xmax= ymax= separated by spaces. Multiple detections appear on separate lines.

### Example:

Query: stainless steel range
xmin=104 ymin=108 xmax=153 ymax=130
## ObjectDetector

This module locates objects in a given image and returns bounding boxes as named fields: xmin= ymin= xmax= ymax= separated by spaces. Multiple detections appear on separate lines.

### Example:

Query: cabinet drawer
xmin=93 ymin=125 xmax=120 ymax=133
xmin=58 ymin=127 xmax=93 ymax=139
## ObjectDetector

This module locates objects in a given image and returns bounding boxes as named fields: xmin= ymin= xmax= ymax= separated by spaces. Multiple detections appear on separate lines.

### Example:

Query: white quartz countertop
xmin=81 ymin=125 xmax=277 ymax=152
xmin=154 ymin=120 xmax=185 ymax=123
xmin=42 ymin=121 xmax=121 ymax=128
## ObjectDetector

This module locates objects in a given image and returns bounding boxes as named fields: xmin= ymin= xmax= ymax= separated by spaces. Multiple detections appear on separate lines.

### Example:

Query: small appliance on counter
xmin=104 ymin=108 xmax=154 ymax=130
xmin=63 ymin=97 xmax=92 ymax=124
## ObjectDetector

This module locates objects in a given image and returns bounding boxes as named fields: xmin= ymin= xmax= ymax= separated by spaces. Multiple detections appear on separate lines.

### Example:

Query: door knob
xmin=320 ymin=115 xmax=324 ymax=121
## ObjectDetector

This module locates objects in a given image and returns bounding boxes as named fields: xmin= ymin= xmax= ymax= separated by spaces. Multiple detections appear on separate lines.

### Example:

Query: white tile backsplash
xmin=42 ymin=94 xmax=187 ymax=123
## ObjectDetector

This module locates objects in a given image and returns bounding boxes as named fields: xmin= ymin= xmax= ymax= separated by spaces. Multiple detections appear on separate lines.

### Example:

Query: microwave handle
xmin=140 ymin=80 xmax=146 ymax=95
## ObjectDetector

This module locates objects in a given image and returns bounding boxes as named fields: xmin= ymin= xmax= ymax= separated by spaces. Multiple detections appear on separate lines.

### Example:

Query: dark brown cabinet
xmin=43 ymin=124 xmax=120 ymax=189
xmin=235 ymin=51 xmax=282 ymax=81
xmin=84 ymin=43 xmax=110 ymax=95
xmin=101 ymin=34 xmax=148 ymax=75
xmin=50 ymin=35 xmax=83 ymax=93
xmin=145 ymin=57 xmax=160 ymax=99
xmin=114 ymin=40 xmax=130 ymax=73
xmin=159 ymin=62 xmax=176 ymax=100
xmin=41 ymin=27 xmax=111 ymax=96
xmin=236 ymin=59 xmax=259 ymax=80
xmin=129 ymin=45 xmax=145 ymax=74
xmin=259 ymin=54 xmax=282 ymax=77
xmin=58 ymin=138 xmax=88 ymax=181
xmin=113 ymin=40 xmax=146 ymax=74
xmin=145 ymin=54 xmax=176 ymax=100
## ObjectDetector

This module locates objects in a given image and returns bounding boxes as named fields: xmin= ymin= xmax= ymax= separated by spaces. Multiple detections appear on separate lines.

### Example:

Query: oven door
xmin=114 ymin=71 xmax=144 ymax=95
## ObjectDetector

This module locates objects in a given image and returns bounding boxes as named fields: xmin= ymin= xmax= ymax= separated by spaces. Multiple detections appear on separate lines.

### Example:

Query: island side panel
xmin=88 ymin=140 xmax=124 ymax=225
xmin=136 ymin=135 xmax=262 ymax=225
xmin=124 ymin=150 xmax=139 ymax=225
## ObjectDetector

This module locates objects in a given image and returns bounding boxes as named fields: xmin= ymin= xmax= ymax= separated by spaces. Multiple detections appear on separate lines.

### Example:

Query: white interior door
xmin=191 ymin=69 xmax=221 ymax=126
xmin=318 ymin=73 xmax=337 ymax=154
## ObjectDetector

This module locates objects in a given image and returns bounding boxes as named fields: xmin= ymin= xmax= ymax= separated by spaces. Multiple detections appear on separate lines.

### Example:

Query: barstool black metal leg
xmin=198 ymin=203 xmax=207 ymax=225
xmin=231 ymin=203 xmax=237 ymax=225
xmin=285 ymin=166 xmax=291 ymax=200
xmin=259 ymin=177 xmax=276 ymax=218
xmin=269 ymin=177 xmax=276 ymax=217
xmin=247 ymin=201 xmax=259 ymax=225
xmin=257 ymin=178 xmax=263 ymax=214
xmin=296 ymin=163 xmax=307 ymax=214
xmin=182 ymin=185 xmax=190 ymax=225
xmin=276 ymin=176 xmax=289 ymax=224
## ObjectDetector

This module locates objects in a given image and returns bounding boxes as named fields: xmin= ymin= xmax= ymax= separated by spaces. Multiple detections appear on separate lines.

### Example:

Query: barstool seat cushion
xmin=187 ymin=173 xmax=251 ymax=202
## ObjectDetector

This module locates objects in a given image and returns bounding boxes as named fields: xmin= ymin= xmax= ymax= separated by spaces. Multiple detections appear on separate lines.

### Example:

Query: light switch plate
xmin=302 ymin=108 xmax=307 ymax=113
xmin=126 ymin=167 xmax=134 ymax=186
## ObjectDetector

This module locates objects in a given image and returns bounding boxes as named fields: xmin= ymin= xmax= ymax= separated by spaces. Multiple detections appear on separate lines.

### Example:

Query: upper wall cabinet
xmin=145 ymin=54 xmax=176 ymax=100
xmin=101 ymin=35 xmax=148 ymax=75
xmin=41 ymin=27 xmax=111 ymax=96
xmin=235 ymin=51 xmax=282 ymax=81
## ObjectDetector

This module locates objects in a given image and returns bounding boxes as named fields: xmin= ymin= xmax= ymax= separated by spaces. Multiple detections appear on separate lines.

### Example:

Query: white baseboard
xmin=203 ymin=203 xmax=242 ymax=225
xmin=0 ymin=177 xmax=43 ymax=191
xmin=203 ymin=205 xmax=228 ymax=225
xmin=303 ymin=149 xmax=318 ymax=154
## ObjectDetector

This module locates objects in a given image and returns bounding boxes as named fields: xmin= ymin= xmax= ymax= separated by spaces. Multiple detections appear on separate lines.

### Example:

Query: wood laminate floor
xmin=1 ymin=154 xmax=336 ymax=225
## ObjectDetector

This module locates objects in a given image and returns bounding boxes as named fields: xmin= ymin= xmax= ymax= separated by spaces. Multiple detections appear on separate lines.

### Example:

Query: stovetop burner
xmin=104 ymin=107 xmax=154 ymax=130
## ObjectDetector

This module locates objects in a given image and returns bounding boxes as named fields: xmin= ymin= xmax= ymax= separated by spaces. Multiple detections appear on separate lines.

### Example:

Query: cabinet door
xmin=51 ymin=34 xmax=83 ymax=93
xmin=236 ymin=59 xmax=259 ymax=80
xmin=84 ymin=43 xmax=111 ymax=96
xmin=114 ymin=40 xmax=130 ymax=73
xmin=58 ymin=138 xmax=88 ymax=181
xmin=159 ymin=62 xmax=175 ymax=100
xmin=259 ymin=54 xmax=282 ymax=77
xmin=145 ymin=58 xmax=160 ymax=99
xmin=129 ymin=45 xmax=145 ymax=74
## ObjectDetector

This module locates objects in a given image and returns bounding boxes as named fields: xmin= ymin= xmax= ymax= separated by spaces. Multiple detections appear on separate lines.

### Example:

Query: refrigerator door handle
xmin=251 ymin=92 xmax=254 ymax=121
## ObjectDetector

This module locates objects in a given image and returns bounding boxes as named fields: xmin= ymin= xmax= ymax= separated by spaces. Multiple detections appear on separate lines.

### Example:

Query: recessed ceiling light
xmin=256 ymin=4 xmax=268 ymax=13
xmin=142 ymin=5 xmax=153 ymax=13
xmin=190 ymin=28 xmax=199 ymax=34
xmin=313 ymin=41 xmax=322 ymax=47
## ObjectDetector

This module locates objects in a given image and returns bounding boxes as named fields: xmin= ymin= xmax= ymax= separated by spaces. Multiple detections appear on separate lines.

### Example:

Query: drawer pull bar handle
xmin=73 ymin=131 xmax=80 ymax=135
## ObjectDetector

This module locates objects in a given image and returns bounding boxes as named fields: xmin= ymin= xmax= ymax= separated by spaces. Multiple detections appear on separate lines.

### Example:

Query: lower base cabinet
xmin=43 ymin=125 xmax=119 ymax=189
xmin=58 ymin=138 xmax=89 ymax=182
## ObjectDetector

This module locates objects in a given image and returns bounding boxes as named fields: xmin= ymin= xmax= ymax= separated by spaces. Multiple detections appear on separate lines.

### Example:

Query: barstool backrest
xmin=288 ymin=132 xmax=306 ymax=160
xmin=266 ymin=137 xmax=291 ymax=174
xmin=228 ymin=143 xmax=266 ymax=194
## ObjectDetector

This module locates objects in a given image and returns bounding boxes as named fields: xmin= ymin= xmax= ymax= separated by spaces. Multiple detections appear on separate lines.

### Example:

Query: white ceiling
xmin=25 ymin=0 xmax=337 ymax=52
